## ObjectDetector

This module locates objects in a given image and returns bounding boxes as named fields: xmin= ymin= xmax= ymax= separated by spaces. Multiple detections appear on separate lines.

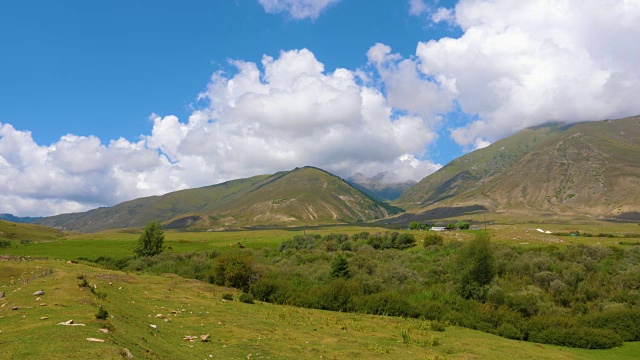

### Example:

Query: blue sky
xmin=1 ymin=0 xmax=458 ymax=155
xmin=1 ymin=0 xmax=639 ymax=216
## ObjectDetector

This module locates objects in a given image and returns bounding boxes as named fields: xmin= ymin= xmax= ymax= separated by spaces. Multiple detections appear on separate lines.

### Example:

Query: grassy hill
xmin=0 ymin=220 xmax=64 ymax=243
xmin=2 ymin=257 xmax=638 ymax=359
xmin=35 ymin=167 xmax=403 ymax=232
xmin=394 ymin=116 xmax=640 ymax=220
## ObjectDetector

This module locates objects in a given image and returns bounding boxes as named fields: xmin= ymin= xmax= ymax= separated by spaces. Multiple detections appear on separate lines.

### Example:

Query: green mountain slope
xmin=36 ymin=167 xmax=403 ymax=232
xmin=394 ymin=116 xmax=640 ymax=219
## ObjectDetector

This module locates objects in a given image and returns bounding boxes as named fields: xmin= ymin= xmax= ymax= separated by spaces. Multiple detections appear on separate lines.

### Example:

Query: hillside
xmin=395 ymin=116 xmax=640 ymax=220
xmin=36 ymin=167 xmax=402 ymax=232
xmin=0 ymin=220 xmax=64 ymax=242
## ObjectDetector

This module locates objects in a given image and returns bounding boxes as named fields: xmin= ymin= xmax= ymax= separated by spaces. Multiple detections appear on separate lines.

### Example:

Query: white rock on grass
xmin=86 ymin=338 xmax=105 ymax=343
xmin=32 ymin=290 xmax=44 ymax=296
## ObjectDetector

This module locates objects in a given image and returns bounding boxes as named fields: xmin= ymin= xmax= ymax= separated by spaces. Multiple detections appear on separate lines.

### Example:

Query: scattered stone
xmin=155 ymin=314 xmax=164 ymax=319
xmin=183 ymin=335 xmax=197 ymax=342
xmin=1 ymin=303 xmax=6 ymax=308
xmin=57 ymin=319 xmax=85 ymax=326
xmin=11 ymin=306 xmax=19 ymax=310
xmin=122 ymin=348 xmax=134 ymax=359
xmin=86 ymin=338 xmax=105 ymax=343
xmin=98 ymin=328 xmax=109 ymax=334
xmin=40 ymin=303 xmax=46 ymax=306
xmin=0 ymin=291 xmax=4 ymax=298
xmin=170 ymin=310 xmax=178 ymax=314
xmin=150 ymin=324 xmax=158 ymax=331
xmin=40 ymin=317 xmax=48 ymax=320
xmin=200 ymin=334 xmax=210 ymax=342
xmin=32 ymin=290 xmax=44 ymax=296
xmin=66 ymin=260 xmax=72 ymax=264
xmin=35 ymin=297 xmax=41 ymax=301
xmin=164 ymin=318 xmax=171 ymax=323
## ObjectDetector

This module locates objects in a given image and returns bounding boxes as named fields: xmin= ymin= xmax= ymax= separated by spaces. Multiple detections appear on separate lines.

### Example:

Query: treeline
xmin=81 ymin=232 xmax=640 ymax=349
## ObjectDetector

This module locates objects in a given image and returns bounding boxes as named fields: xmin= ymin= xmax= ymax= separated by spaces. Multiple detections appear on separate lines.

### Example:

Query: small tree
xmin=455 ymin=232 xmax=495 ymax=301
xmin=409 ymin=221 xmax=420 ymax=230
xmin=134 ymin=221 xmax=165 ymax=257
xmin=455 ymin=221 xmax=470 ymax=230
xmin=330 ymin=254 xmax=351 ymax=279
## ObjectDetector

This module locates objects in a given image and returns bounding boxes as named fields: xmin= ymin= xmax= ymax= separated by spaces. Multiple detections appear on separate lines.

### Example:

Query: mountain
xmin=36 ymin=166 xmax=404 ymax=232
xmin=348 ymin=172 xmax=416 ymax=201
xmin=0 ymin=213 xmax=42 ymax=223
xmin=394 ymin=116 xmax=640 ymax=220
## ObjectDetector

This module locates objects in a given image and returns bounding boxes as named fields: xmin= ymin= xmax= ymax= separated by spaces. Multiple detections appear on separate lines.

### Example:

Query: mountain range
xmin=35 ymin=167 xmax=403 ymax=232
xmin=29 ymin=116 xmax=640 ymax=232
xmin=394 ymin=115 xmax=640 ymax=221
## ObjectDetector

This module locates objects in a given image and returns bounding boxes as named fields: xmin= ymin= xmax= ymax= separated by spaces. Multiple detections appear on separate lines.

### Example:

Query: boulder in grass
xmin=200 ymin=334 xmax=210 ymax=342
xmin=32 ymin=290 xmax=44 ymax=296
xmin=86 ymin=338 xmax=105 ymax=343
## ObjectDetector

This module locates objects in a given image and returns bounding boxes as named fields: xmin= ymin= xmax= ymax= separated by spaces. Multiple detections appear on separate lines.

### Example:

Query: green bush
xmin=455 ymin=233 xmax=495 ymax=300
xmin=424 ymin=233 xmax=444 ymax=247
xmin=239 ymin=293 xmax=255 ymax=304
xmin=210 ymin=251 xmax=257 ymax=291
xmin=496 ymin=323 xmax=522 ymax=340
xmin=581 ymin=308 xmax=640 ymax=341
xmin=528 ymin=327 xmax=622 ymax=349
xmin=222 ymin=293 xmax=234 ymax=301
xmin=0 ymin=239 xmax=11 ymax=248
xmin=95 ymin=305 xmax=109 ymax=320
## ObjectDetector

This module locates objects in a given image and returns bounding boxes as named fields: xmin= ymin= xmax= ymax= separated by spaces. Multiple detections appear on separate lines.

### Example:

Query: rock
xmin=35 ymin=297 xmax=41 ymax=301
xmin=164 ymin=318 xmax=171 ymax=323
xmin=122 ymin=348 xmax=134 ymax=359
xmin=98 ymin=328 xmax=109 ymax=334
xmin=86 ymin=338 xmax=105 ymax=343
xmin=11 ymin=306 xmax=19 ymax=310
xmin=183 ymin=335 xmax=197 ymax=342
xmin=155 ymin=314 xmax=164 ymax=319
xmin=40 ymin=303 xmax=46 ymax=306
xmin=33 ymin=290 xmax=45 ymax=296
xmin=200 ymin=334 xmax=210 ymax=342
xmin=40 ymin=317 xmax=48 ymax=320
xmin=150 ymin=324 xmax=158 ymax=331
xmin=58 ymin=319 xmax=85 ymax=326
xmin=0 ymin=291 xmax=4 ymax=298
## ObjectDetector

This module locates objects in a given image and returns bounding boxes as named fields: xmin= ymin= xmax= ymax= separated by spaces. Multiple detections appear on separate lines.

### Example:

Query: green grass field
xmin=2 ymin=221 xmax=640 ymax=358
xmin=2 ymin=258 xmax=639 ymax=359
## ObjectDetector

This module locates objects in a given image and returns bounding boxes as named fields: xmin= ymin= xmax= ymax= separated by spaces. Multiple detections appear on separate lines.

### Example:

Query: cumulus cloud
xmin=258 ymin=0 xmax=340 ymax=20
xmin=0 ymin=48 xmax=443 ymax=216
xmin=409 ymin=0 xmax=429 ymax=16
xmin=416 ymin=0 xmax=640 ymax=146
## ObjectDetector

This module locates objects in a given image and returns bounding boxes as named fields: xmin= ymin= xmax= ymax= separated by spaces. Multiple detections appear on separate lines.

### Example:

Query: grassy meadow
xmin=2 ymin=219 xmax=640 ymax=358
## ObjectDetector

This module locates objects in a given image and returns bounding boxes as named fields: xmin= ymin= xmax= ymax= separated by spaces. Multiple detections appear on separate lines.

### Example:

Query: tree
xmin=330 ymin=254 xmax=351 ymax=279
xmin=455 ymin=232 xmax=495 ymax=300
xmin=409 ymin=221 xmax=420 ymax=230
xmin=455 ymin=221 xmax=470 ymax=230
xmin=134 ymin=221 xmax=165 ymax=257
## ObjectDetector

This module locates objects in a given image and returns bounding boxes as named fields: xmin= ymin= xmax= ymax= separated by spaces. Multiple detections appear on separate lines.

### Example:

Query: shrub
xmin=330 ymin=254 xmax=351 ymax=279
xmin=211 ymin=251 xmax=257 ymax=291
xmin=424 ymin=233 xmax=444 ymax=247
xmin=0 ymin=239 xmax=11 ymax=248
xmin=239 ymin=293 xmax=255 ymax=304
xmin=95 ymin=305 xmax=109 ymax=320
xmin=455 ymin=233 xmax=495 ymax=300
xmin=430 ymin=320 xmax=446 ymax=332
xmin=394 ymin=233 xmax=416 ymax=249
xmin=222 ymin=293 xmax=234 ymax=301
xmin=528 ymin=327 xmax=622 ymax=349
xmin=496 ymin=323 xmax=522 ymax=340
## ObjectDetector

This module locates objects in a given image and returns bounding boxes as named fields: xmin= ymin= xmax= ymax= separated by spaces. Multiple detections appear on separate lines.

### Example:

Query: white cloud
xmin=366 ymin=43 xmax=454 ymax=120
xmin=430 ymin=7 xmax=454 ymax=24
xmin=0 ymin=48 xmax=443 ymax=216
xmin=258 ymin=0 xmax=340 ymax=20
xmin=416 ymin=0 xmax=640 ymax=146
xmin=409 ymin=0 xmax=429 ymax=16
